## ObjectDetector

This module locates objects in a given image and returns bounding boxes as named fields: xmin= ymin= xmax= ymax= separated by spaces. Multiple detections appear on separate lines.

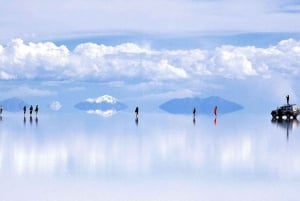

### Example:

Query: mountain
xmin=159 ymin=96 xmax=243 ymax=115
xmin=74 ymin=95 xmax=127 ymax=112
xmin=0 ymin=97 xmax=28 ymax=112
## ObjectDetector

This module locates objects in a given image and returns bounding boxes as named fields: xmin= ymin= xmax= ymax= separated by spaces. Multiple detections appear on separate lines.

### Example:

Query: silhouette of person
xmin=135 ymin=106 xmax=139 ymax=119
xmin=286 ymin=95 xmax=290 ymax=105
xmin=193 ymin=107 xmax=196 ymax=118
xmin=35 ymin=105 xmax=39 ymax=116
xmin=23 ymin=105 xmax=26 ymax=116
xmin=29 ymin=105 xmax=33 ymax=116
xmin=214 ymin=106 xmax=218 ymax=116
xmin=193 ymin=107 xmax=196 ymax=125
xmin=0 ymin=105 xmax=3 ymax=115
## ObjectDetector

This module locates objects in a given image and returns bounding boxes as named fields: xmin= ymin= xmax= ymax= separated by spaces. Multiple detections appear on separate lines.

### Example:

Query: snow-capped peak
xmin=86 ymin=95 xmax=117 ymax=104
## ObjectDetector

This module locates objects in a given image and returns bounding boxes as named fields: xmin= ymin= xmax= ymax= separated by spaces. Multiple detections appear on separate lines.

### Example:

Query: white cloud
xmin=1 ymin=38 xmax=300 ymax=82
xmin=49 ymin=101 xmax=62 ymax=111
xmin=86 ymin=95 xmax=117 ymax=104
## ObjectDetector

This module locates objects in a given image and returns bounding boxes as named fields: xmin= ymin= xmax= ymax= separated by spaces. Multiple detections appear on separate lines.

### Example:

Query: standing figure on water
xmin=193 ymin=107 xmax=196 ymax=118
xmin=135 ymin=106 xmax=139 ymax=119
xmin=35 ymin=105 xmax=39 ymax=116
xmin=135 ymin=106 xmax=139 ymax=126
xmin=29 ymin=105 xmax=33 ymax=116
xmin=193 ymin=107 xmax=196 ymax=125
xmin=214 ymin=106 xmax=218 ymax=116
xmin=23 ymin=105 xmax=26 ymax=116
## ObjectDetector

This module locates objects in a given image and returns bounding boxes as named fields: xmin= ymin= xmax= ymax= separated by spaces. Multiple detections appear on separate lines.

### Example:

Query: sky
xmin=1 ymin=0 xmax=300 ymax=41
xmin=1 ymin=0 xmax=300 ymax=112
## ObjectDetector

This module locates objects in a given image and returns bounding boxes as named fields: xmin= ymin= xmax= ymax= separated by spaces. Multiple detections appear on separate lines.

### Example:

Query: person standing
xmin=23 ymin=105 xmax=26 ymax=116
xmin=135 ymin=106 xmax=139 ymax=119
xmin=35 ymin=105 xmax=39 ymax=116
xmin=0 ymin=105 xmax=3 ymax=115
xmin=286 ymin=95 xmax=290 ymax=105
xmin=29 ymin=105 xmax=33 ymax=116
xmin=214 ymin=106 xmax=218 ymax=116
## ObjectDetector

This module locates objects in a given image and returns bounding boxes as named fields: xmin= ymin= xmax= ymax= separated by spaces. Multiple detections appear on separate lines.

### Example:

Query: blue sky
xmin=1 ymin=0 xmax=300 ymax=113
xmin=1 ymin=0 xmax=300 ymax=41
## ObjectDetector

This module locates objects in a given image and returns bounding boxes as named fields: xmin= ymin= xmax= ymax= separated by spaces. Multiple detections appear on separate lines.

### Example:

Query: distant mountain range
xmin=0 ymin=95 xmax=242 ymax=115
xmin=74 ymin=95 xmax=127 ymax=114
xmin=159 ymin=96 xmax=243 ymax=115
xmin=0 ymin=97 xmax=28 ymax=112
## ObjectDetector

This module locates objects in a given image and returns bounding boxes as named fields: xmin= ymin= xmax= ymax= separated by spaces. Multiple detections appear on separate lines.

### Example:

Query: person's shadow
xmin=135 ymin=117 xmax=139 ymax=126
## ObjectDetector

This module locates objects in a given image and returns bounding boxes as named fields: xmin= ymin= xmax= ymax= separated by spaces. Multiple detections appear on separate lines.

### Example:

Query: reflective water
xmin=0 ymin=112 xmax=299 ymax=201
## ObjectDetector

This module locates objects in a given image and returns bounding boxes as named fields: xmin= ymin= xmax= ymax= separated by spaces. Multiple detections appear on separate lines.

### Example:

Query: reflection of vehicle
xmin=271 ymin=104 xmax=300 ymax=119
xmin=271 ymin=118 xmax=299 ymax=140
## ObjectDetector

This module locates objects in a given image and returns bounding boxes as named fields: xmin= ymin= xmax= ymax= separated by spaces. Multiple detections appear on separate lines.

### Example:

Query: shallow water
xmin=0 ymin=111 xmax=299 ymax=201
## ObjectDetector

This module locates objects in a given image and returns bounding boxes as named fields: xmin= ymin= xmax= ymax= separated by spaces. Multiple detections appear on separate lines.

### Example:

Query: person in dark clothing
xmin=193 ymin=107 xmax=196 ymax=118
xmin=29 ymin=105 xmax=33 ymax=116
xmin=286 ymin=95 xmax=290 ymax=105
xmin=0 ymin=105 xmax=3 ymax=115
xmin=135 ymin=106 xmax=139 ymax=119
xmin=35 ymin=105 xmax=39 ymax=116
xmin=23 ymin=106 xmax=26 ymax=116
xmin=214 ymin=106 xmax=218 ymax=116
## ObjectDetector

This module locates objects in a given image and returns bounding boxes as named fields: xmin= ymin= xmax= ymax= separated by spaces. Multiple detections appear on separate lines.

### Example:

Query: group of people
xmin=23 ymin=105 xmax=39 ymax=116
xmin=134 ymin=105 xmax=218 ymax=122
xmin=193 ymin=106 xmax=218 ymax=118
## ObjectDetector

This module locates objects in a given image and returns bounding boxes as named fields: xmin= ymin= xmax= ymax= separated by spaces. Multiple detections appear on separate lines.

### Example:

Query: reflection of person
xmin=214 ymin=118 xmax=217 ymax=126
xmin=135 ymin=106 xmax=139 ymax=119
xmin=214 ymin=106 xmax=218 ymax=116
xmin=286 ymin=95 xmax=290 ymax=105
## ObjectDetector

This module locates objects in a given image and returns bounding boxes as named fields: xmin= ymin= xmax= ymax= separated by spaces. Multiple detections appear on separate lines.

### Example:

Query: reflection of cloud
xmin=220 ymin=137 xmax=254 ymax=170
xmin=1 ymin=124 xmax=300 ymax=179
xmin=13 ymin=145 xmax=68 ymax=175
xmin=86 ymin=109 xmax=116 ymax=117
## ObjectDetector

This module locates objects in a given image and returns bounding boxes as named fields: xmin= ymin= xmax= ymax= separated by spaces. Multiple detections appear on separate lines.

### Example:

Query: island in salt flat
xmin=159 ymin=96 xmax=243 ymax=115
xmin=74 ymin=95 xmax=127 ymax=117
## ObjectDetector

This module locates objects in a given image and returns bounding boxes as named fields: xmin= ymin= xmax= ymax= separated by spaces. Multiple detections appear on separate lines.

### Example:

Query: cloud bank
xmin=0 ymin=38 xmax=300 ymax=82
